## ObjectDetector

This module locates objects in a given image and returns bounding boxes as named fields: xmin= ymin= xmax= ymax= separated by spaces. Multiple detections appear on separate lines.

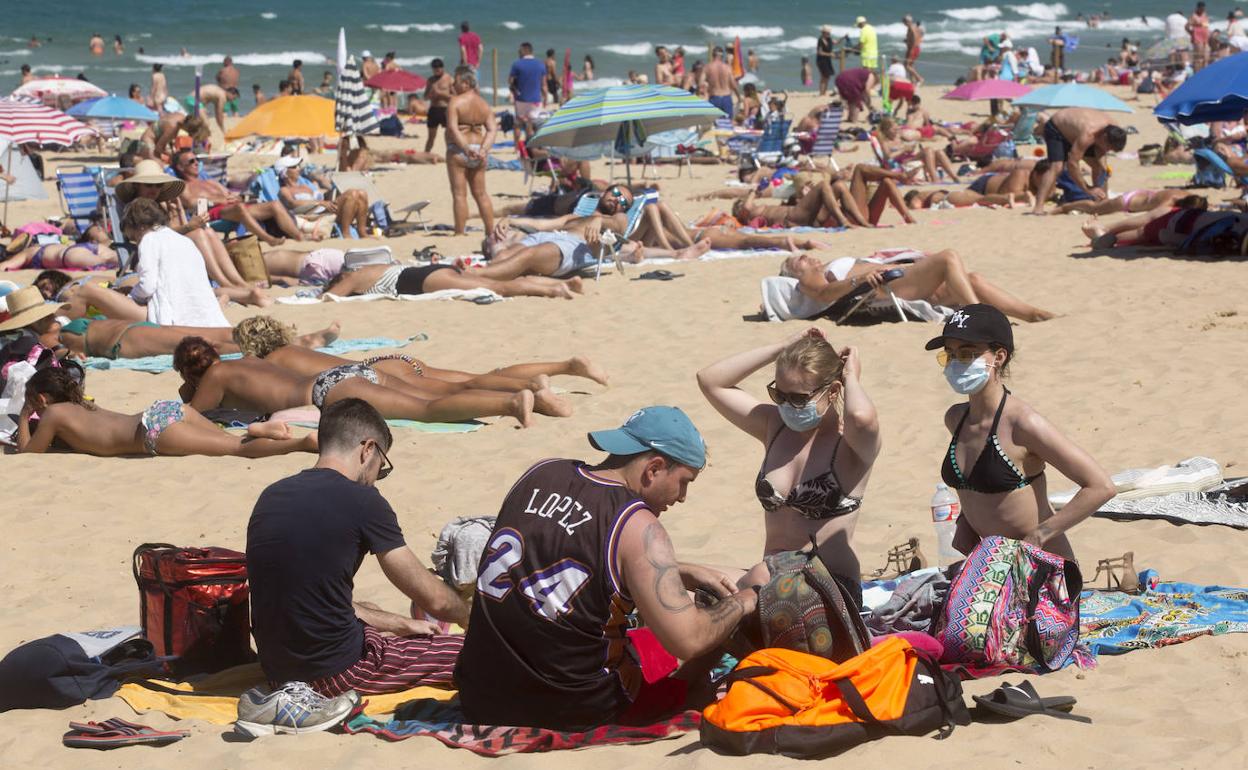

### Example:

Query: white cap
xmin=856 ymin=16 xmax=867 ymax=25
xmin=275 ymin=155 xmax=304 ymax=171
xmin=361 ymin=49 xmax=373 ymax=58
xmin=821 ymin=24 xmax=833 ymax=34
xmin=999 ymin=39 xmax=1014 ymax=49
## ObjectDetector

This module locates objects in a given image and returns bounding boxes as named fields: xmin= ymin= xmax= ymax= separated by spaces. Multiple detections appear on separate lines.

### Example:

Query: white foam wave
xmin=502 ymin=21 xmax=523 ymax=30
xmin=599 ymin=43 xmax=655 ymax=56
xmin=578 ymin=77 xmax=627 ymax=89
xmin=366 ymin=22 xmax=454 ymax=33
xmin=758 ymin=36 xmax=818 ymax=52
xmin=943 ymin=6 xmax=1001 ymax=21
xmin=0 ymin=49 xmax=31 ymax=57
xmin=261 ymin=12 xmax=276 ymax=19
xmin=700 ymin=25 xmax=784 ymax=39
xmin=393 ymin=56 xmax=435 ymax=67
xmin=1007 ymin=2 xmax=1068 ymax=21
xmin=135 ymin=51 xmax=329 ymax=67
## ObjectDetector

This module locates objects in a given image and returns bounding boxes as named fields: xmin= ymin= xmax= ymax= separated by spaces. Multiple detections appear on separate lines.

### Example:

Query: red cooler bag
xmin=132 ymin=543 xmax=255 ymax=676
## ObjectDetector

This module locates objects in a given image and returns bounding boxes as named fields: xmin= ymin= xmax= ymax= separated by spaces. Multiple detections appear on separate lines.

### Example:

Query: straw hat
xmin=115 ymin=159 xmax=186 ymax=204
xmin=0 ymin=286 xmax=61 ymax=332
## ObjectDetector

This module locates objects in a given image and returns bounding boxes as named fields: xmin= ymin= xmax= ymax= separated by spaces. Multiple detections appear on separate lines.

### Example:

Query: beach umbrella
xmin=225 ymin=95 xmax=336 ymax=139
xmin=732 ymin=37 xmax=746 ymax=80
xmin=364 ymin=69 xmax=427 ymax=93
xmin=0 ymin=98 xmax=98 ymax=146
xmin=334 ymin=57 xmax=379 ymax=136
xmin=1155 ymin=52 xmax=1248 ymax=125
xmin=337 ymin=27 xmax=348 ymax=76
xmin=1012 ymin=83 xmax=1133 ymax=113
xmin=12 ymin=77 xmax=106 ymax=104
xmin=943 ymin=79 xmax=1033 ymax=101
xmin=67 ymin=95 xmax=159 ymax=122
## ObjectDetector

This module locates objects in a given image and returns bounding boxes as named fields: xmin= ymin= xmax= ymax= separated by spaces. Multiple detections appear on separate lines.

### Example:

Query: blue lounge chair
xmin=810 ymin=106 xmax=844 ymax=160
xmin=56 ymin=168 xmax=101 ymax=232
xmin=753 ymin=118 xmax=792 ymax=165
xmin=1191 ymin=148 xmax=1247 ymax=189
xmin=594 ymin=190 xmax=658 ymax=280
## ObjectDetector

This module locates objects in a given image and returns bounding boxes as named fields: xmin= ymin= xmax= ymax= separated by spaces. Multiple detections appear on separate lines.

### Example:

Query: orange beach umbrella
xmin=225 ymin=95 xmax=337 ymax=139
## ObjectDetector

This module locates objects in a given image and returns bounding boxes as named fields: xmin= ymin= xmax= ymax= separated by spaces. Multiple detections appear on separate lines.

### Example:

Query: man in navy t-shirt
xmin=509 ymin=41 xmax=548 ymax=143
xmin=247 ymin=398 xmax=469 ymax=696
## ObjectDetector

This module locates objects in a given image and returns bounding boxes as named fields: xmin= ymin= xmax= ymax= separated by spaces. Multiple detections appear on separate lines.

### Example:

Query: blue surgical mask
xmin=944 ymin=356 xmax=991 ymax=395
xmin=778 ymin=401 xmax=824 ymax=432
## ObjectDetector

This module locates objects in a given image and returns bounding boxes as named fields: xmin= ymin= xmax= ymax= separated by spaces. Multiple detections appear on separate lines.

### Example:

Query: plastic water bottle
xmin=931 ymin=483 xmax=962 ymax=567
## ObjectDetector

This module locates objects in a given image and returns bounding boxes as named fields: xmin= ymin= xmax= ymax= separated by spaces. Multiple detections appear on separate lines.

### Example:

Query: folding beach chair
xmin=56 ymin=167 xmax=101 ymax=232
xmin=98 ymin=180 xmax=136 ymax=275
xmin=645 ymin=128 xmax=700 ymax=179
xmin=754 ymin=118 xmax=792 ymax=165
xmin=819 ymin=269 xmax=909 ymax=324
xmin=1192 ymin=148 xmax=1248 ymax=189
xmin=573 ymin=193 xmax=601 ymax=218
xmin=197 ymin=154 xmax=230 ymax=186
xmin=810 ymin=106 xmax=844 ymax=160
xmin=391 ymin=200 xmax=431 ymax=231
xmin=517 ymin=140 xmax=560 ymax=193
xmin=593 ymin=190 xmax=658 ymax=280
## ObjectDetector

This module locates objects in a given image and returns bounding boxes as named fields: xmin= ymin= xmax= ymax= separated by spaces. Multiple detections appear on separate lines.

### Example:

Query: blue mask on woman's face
xmin=944 ymin=355 xmax=992 ymax=395
xmin=778 ymin=399 xmax=825 ymax=432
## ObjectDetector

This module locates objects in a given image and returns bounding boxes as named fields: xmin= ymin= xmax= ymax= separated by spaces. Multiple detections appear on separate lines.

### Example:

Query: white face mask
xmin=944 ymin=355 xmax=992 ymax=395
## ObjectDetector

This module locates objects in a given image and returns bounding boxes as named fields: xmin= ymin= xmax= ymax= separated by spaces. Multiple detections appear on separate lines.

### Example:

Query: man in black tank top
xmin=456 ymin=406 xmax=761 ymax=731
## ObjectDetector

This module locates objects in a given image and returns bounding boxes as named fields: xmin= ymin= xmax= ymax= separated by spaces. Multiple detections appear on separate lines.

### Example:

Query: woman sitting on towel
xmin=924 ymin=304 xmax=1114 ymax=561
xmin=697 ymin=328 xmax=880 ymax=605
xmin=15 ymin=367 xmax=316 ymax=458
xmin=779 ymin=249 xmax=1055 ymax=323
xmin=324 ymin=261 xmax=583 ymax=300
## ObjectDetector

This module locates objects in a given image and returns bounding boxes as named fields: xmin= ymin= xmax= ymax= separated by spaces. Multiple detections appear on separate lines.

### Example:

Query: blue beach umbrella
xmin=1155 ymin=52 xmax=1248 ymax=125
xmin=66 ymin=95 xmax=158 ymax=122
xmin=1012 ymin=83 xmax=1133 ymax=114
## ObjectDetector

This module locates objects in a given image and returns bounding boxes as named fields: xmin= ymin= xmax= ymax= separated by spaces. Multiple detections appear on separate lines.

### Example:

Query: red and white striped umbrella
xmin=12 ymin=76 xmax=107 ymax=104
xmin=0 ymin=98 xmax=98 ymax=146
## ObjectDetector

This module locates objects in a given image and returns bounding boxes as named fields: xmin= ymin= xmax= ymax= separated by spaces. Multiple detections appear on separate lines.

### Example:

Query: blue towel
xmin=83 ymin=335 xmax=423 ymax=372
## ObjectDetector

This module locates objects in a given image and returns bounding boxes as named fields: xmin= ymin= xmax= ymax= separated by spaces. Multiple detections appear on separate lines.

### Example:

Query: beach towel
xmin=1092 ymin=480 xmax=1248 ymax=529
xmin=1051 ymin=456 xmax=1224 ymax=509
xmin=82 ymin=336 xmax=422 ymax=373
xmin=342 ymin=699 xmax=700 ymax=755
xmin=289 ymin=419 xmax=483 ymax=434
xmin=276 ymin=288 xmax=503 ymax=305
xmin=1078 ymin=570 xmax=1248 ymax=656
xmin=115 ymin=662 xmax=453 ymax=725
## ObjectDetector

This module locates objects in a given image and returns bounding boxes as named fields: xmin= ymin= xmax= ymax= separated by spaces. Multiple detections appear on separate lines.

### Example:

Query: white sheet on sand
xmin=1050 ymin=456 xmax=1225 ymax=509
xmin=758 ymin=250 xmax=952 ymax=322
xmin=276 ymin=288 xmax=504 ymax=305
xmin=631 ymin=248 xmax=794 ymax=267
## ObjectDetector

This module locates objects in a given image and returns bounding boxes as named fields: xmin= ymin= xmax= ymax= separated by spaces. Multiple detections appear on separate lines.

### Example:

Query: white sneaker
xmin=234 ymin=681 xmax=357 ymax=737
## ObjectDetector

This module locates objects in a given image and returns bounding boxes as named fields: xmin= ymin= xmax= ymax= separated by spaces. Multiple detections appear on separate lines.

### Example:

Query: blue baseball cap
xmin=588 ymin=406 xmax=706 ymax=469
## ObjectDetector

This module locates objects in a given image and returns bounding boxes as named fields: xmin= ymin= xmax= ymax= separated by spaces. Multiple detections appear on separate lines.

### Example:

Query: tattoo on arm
xmin=644 ymin=523 xmax=693 ymax=613
xmin=704 ymin=594 xmax=745 ymax=629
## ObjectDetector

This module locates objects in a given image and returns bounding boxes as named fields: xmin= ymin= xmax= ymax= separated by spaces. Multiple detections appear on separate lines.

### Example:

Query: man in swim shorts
xmin=1031 ymin=108 xmax=1127 ymax=214
xmin=705 ymin=46 xmax=738 ymax=119
xmin=311 ymin=363 xmax=381 ymax=409
xmin=424 ymin=59 xmax=453 ymax=154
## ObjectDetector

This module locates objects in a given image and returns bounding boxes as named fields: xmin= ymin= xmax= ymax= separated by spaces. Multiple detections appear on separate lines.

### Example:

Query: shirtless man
xmin=288 ymin=59 xmax=305 ymax=95
xmin=900 ymin=96 xmax=957 ymax=140
xmin=216 ymin=56 xmax=240 ymax=91
xmin=361 ymin=51 xmax=380 ymax=83
xmin=1030 ymin=107 xmax=1127 ymax=215
xmin=446 ymin=68 xmax=496 ymax=236
xmin=89 ymin=33 xmax=105 ymax=56
xmin=149 ymin=112 xmax=210 ymax=157
xmin=705 ymin=47 xmax=739 ymax=119
xmin=903 ymin=15 xmax=925 ymax=85
xmin=150 ymin=64 xmax=168 ymax=112
xmin=424 ymin=59 xmax=454 ymax=153
xmin=654 ymin=46 xmax=676 ymax=86
xmin=172 ymin=149 xmax=306 ymax=245
xmin=197 ymin=83 xmax=238 ymax=131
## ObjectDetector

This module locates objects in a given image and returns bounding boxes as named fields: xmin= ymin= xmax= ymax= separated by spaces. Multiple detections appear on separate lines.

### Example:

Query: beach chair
xmin=573 ymin=193 xmax=601 ymax=218
xmin=56 ymin=168 xmax=101 ymax=232
xmin=810 ymin=106 xmax=844 ymax=161
xmin=98 ymin=180 xmax=136 ymax=275
xmin=1011 ymin=108 xmax=1040 ymax=146
xmin=1192 ymin=148 xmax=1248 ymax=189
xmin=593 ymin=190 xmax=658 ymax=280
xmin=197 ymin=154 xmax=230 ymax=186
xmin=517 ymin=140 xmax=560 ymax=193
xmin=391 ymin=200 xmax=431 ymax=232
xmin=754 ymin=119 xmax=792 ymax=165
xmin=820 ymin=269 xmax=909 ymax=325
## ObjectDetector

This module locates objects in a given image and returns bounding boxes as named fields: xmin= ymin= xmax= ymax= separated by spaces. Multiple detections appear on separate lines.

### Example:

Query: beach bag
xmin=132 ymin=543 xmax=255 ymax=677
xmin=343 ymin=245 xmax=396 ymax=271
xmin=224 ymin=235 xmax=269 ymax=285
xmin=701 ymin=637 xmax=971 ymax=757
xmin=933 ymin=535 xmax=1082 ymax=672
xmin=744 ymin=541 xmax=871 ymax=662
xmin=378 ymin=115 xmax=403 ymax=137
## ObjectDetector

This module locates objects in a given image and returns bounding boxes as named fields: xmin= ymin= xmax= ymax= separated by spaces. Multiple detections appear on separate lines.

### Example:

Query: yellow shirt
xmin=859 ymin=24 xmax=879 ymax=68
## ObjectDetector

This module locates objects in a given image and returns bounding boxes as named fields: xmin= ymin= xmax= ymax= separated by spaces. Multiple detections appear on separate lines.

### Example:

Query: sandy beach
xmin=1 ymin=83 xmax=1246 ymax=768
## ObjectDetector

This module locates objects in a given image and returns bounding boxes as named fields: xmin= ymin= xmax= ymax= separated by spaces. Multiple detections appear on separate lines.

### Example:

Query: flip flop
xmin=633 ymin=269 xmax=683 ymax=281
xmin=972 ymin=681 xmax=1091 ymax=723
xmin=63 ymin=717 xmax=191 ymax=749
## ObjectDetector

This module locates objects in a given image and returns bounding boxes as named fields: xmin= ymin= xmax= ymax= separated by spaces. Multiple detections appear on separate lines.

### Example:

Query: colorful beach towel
xmin=83 ymin=336 xmax=422 ymax=372
xmin=343 ymin=699 xmax=700 ymax=755
xmin=1078 ymin=570 xmax=1248 ymax=656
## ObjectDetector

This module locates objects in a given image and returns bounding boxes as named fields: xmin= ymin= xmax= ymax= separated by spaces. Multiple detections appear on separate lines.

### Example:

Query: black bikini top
xmin=941 ymin=389 xmax=1042 ymax=495
xmin=756 ymin=428 xmax=861 ymax=520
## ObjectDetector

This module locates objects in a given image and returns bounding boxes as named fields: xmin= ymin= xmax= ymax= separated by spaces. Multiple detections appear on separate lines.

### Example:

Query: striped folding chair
xmin=98 ymin=178 xmax=136 ymax=275
xmin=594 ymin=190 xmax=658 ymax=280
xmin=197 ymin=154 xmax=230 ymax=186
xmin=810 ymin=106 xmax=844 ymax=159
xmin=56 ymin=167 xmax=101 ymax=232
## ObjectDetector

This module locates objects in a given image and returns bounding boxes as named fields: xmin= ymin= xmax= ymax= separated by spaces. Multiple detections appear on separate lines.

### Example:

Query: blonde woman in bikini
xmin=446 ymin=67 xmax=496 ymax=235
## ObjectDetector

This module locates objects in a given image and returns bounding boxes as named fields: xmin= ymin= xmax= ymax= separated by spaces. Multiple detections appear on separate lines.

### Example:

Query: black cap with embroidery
xmin=924 ymin=303 xmax=1014 ymax=352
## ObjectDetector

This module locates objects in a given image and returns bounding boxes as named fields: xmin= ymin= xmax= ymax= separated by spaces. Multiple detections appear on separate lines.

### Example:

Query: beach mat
xmin=289 ymin=419 xmax=483 ymax=433
xmin=115 ymin=662 xmax=453 ymax=725
xmin=1079 ymin=570 xmax=1248 ymax=656
xmin=83 ymin=335 xmax=423 ymax=373
xmin=342 ymin=699 xmax=700 ymax=755
xmin=1092 ymin=480 xmax=1248 ymax=529
xmin=276 ymin=288 xmax=503 ymax=305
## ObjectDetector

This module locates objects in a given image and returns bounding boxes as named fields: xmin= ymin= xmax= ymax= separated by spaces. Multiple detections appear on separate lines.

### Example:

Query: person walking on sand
xmin=446 ymin=67 xmax=496 ymax=236
xmin=459 ymin=21 xmax=483 ymax=76
xmin=509 ymin=42 xmax=548 ymax=144
xmin=816 ymin=26 xmax=836 ymax=96
xmin=150 ymin=63 xmax=168 ymax=112
xmin=424 ymin=59 xmax=453 ymax=153
xmin=705 ymin=46 xmax=739 ymax=120
xmin=904 ymin=15 xmax=925 ymax=85
xmin=855 ymin=16 xmax=879 ymax=69
xmin=1030 ymin=108 xmax=1127 ymax=215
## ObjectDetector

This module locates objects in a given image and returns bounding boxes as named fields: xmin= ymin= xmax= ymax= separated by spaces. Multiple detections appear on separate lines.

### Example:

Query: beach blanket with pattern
xmin=342 ymin=698 xmax=700 ymax=755
xmin=1078 ymin=570 xmax=1248 ymax=656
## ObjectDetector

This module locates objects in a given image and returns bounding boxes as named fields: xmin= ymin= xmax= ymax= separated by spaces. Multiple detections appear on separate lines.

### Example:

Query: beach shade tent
xmin=12 ymin=77 xmax=107 ymax=105
xmin=226 ymin=95 xmax=337 ymax=140
xmin=529 ymin=84 xmax=726 ymax=183
xmin=943 ymin=79 xmax=1033 ymax=101
xmin=1012 ymin=83 xmax=1133 ymax=113
xmin=66 ymin=96 xmax=159 ymax=123
xmin=0 ymin=138 xmax=48 ymax=228
xmin=364 ymin=70 xmax=427 ymax=93
xmin=335 ymin=58 xmax=379 ymax=137
xmin=1156 ymin=52 xmax=1248 ymax=124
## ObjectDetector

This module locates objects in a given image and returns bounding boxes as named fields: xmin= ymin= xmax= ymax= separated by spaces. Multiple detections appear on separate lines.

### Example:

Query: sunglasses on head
xmin=766 ymin=380 xmax=832 ymax=409
xmin=362 ymin=439 xmax=393 ymax=480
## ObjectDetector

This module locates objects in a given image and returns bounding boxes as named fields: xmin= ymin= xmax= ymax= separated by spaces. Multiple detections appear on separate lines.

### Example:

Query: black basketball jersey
xmin=456 ymin=458 xmax=647 ymax=731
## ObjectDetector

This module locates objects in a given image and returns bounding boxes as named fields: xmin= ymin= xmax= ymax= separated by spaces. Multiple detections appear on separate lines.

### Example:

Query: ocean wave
xmin=943 ymin=6 xmax=1001 ymax=21
xmin=261 ymin=12 xmax=276 ymax=19
xmin=699 ymin=25 xmax=784 ymax=40
xmin=599 ymin=43 xmax=656 ymax=56
xmin=758 ymin=36 xmax=818 ymax=52
xmin=1006 ymin=2 xmax=1068 ymax=21
xmin=502 ymin=21 xmax=523 ymax=30
xmin=0 ymin=49 xmax=31 ymax=57
xmin=135 ymin=51 xmax=329 ymax=67
xmin=394 ymin=56 xmax=435 ymax=67
xmin=366 ymin=22 xmax=454 ymax=33
xmin=578 ymin=77 xmax=627 ymax=89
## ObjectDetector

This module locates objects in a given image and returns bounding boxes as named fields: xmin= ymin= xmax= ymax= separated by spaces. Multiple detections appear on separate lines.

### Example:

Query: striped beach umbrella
xmin=334 ymin=57 xmax=378 ymax=136
xmin=530 ymin=84 xmax=725 ymax=149
xmin=12 ymin=76 xmax=107 ymax=105
xmin=0 ymin=98 xmax=97 ymax=146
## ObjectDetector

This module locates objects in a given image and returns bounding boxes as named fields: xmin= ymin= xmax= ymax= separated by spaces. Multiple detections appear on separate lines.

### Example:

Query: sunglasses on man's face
xmin=606 ymin=187 xmax=630 ymax=207
xmin=362 ymin=439 xmax=394 ymax=480
xmin=766 ymin=380 xmax=832 ymax=409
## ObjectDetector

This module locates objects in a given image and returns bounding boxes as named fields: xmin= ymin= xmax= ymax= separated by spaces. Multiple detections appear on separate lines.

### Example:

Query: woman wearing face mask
xmin=927 ymin=304 xmax=1114 ymax=561
xmin=698 ymin=328 xmax=881 ymax=604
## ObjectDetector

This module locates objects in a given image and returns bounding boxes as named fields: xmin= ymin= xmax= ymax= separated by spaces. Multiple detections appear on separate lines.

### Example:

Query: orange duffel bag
xmin=701 ymin=636 xmax=971 ymax=757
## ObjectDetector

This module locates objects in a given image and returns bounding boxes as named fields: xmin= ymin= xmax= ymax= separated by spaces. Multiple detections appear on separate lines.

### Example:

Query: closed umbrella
xmin=67 ymin=95 xmax=159 ymax=122
xmin=335 ymin=57 xmax=379 ymax=137
xmin=1155 ymin=51 xmax=1248 ymax=124
xmin=12 ymin=77 xmax=107 ymax=105
xmin=1012 ymin=83 xmax=1133 ymax=113
xmin=225 ymin=95 xmax=336 ymax=139
xmin=943 ymin=79 xmax=1033 ymax=101
xmin=364 ymin=69 xmax=427 ymax=92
